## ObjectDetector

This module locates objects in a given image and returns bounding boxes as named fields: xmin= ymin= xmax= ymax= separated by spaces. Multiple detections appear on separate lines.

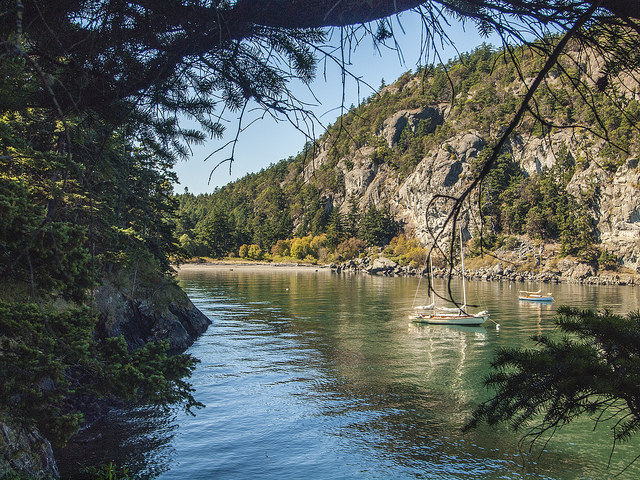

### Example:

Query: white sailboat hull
xmin=411 ymin=311 xmax=490 ymax=326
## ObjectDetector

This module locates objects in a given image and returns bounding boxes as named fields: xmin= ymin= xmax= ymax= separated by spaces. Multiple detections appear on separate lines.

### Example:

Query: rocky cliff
xmin=300 ymin=62 xmax=640 ymax=273
xmin=178 ymin=44 xmax=640 ymax=279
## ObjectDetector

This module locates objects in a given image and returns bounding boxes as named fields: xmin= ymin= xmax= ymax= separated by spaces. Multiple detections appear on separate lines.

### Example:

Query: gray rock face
xmin=343 ymin=146 xmax=377 ymax=201
xmin=588 ymin=157 xmax=640 ymax=271
xmin=94 ymin=280 xmax=211 ymax=353
xmin=444 ymin=161 xmax=463 ymax=187
xmin=305 ymin=93 xmax=639 ymax=270
xmin=561 ymin=262 xmax=596 ymax=280
xmin=1 ymin=415 xmax=59 ymax=479
xmin=447 ymin=132 xmax=486 ymax=162
xmin=394 ymin=130 xmax=486 ymax=238
xmin=381 ymin=107 xmax=445 ymax=147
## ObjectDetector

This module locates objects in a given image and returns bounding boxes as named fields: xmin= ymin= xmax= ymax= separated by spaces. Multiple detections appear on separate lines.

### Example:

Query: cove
xmin=58 ymin=265 xmax=640 ymax=479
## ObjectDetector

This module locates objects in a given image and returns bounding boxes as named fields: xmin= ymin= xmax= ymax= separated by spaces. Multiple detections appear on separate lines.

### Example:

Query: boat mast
xmin=538 ymin=245 xmax=543 ymax=294
xmin=460 ymin=228 xmax=467 ymax=309
xmin=430 ymin=254 xmax=435 ymax=313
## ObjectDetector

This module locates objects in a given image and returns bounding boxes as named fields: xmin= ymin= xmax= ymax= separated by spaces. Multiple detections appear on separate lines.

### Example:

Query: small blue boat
xmin=519 ymin=290 xmax=554 ymax=302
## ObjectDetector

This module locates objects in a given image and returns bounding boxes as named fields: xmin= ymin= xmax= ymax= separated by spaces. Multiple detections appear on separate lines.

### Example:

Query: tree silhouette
xmin=466 ymin=307 xmax=640 ymax=472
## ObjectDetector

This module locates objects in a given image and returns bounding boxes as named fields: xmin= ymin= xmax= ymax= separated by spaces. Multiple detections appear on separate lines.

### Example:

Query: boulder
xmin=562 ymin=262 xmax=596 ymax=280
xmin=367 ymin=256 xmax=398 ymax=275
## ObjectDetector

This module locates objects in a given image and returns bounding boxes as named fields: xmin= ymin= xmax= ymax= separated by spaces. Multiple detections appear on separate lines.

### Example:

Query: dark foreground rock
xmin=94 ymin=279 xmax=211 ymax=354
xmin=1 ymin=414 xmax=59 ymax=479
xmin=2 ymin=279 xmax=211 ymax=479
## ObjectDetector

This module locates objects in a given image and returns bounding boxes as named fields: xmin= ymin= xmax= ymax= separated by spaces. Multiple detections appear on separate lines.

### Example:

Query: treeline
xmin=176 ymin=175 xmax=402 ymax=263
xmin=175 ymin=146 xmax=604 ymax=267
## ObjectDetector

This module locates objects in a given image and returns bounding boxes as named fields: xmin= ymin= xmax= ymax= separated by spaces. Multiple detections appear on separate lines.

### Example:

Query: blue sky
xmin=173 ymin=12 xmax=497 ymax=194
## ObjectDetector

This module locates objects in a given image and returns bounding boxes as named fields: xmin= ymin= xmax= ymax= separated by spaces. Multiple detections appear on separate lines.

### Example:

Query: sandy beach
xmin=175 ymin=261 xmax=332 ymax=274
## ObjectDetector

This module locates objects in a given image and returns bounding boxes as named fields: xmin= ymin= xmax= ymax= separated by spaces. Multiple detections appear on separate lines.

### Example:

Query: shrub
xmin=403 ymin=246 xmax=428 ymax=268
xmin=387 ymin=234 xmax=427 ymax=267
xmin=316 ymin=246 xmax=331 ymax=263
xmin=309 ymin=234 xmax=328 ymax=255
xmin=247 ymin=244 xmax=263 ymax=260
xmin=598 ymin=250 xmax=619 ymax=271
xmin=336 ymin=237 xmax=367 ymax=261
xmin=290 ymin=236 xmax=312 ymax=259
xmin=503 ymin=236 xmax=520 ymax=250
xmin=271 ymin=239 xmax=291 ymax=257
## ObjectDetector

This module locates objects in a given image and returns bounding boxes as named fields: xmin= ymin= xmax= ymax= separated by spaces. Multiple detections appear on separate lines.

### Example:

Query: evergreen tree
xmin=195 ymin=209 xmax=234 ymax=258
xmin=0 ymin=51 xmax=199 ymax=450
xmin=359 ymin=204 xmax=401 ymax=247
xmin=326 ymin=209 xmax=345 ymax=250
xmin=467 ymin=307 xmax=640 ymax=467
xmin=345 ymin=195 xmax=361 ymax=238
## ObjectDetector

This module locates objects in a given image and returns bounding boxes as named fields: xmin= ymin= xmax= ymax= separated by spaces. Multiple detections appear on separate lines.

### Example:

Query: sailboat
xmin=412 ymin=230 xmax=490 ymax=326
xmin=519 ymin=247 xmax=553 ymax=302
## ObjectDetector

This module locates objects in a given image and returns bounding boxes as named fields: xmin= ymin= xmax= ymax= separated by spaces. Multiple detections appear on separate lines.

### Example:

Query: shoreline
xmin=334 ymin=256 xmax=639 ymax=286
xmin=175 ymin=258 xmax=638 ymax=286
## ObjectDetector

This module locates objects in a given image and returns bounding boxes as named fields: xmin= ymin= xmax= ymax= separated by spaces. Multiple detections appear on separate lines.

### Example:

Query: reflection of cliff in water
xmin=56 ymin=407 xmax=176 ymax=480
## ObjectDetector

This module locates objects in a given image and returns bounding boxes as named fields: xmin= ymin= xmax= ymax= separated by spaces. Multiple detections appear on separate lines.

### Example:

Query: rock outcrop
xmin=1 ymin=414 xmax=59 ymax=480
xmin=94 ymin=279 xmax=211 ymax=354
xmin=574 ymin=157 xmax=640 ymax=271
xmin=394 ymin=130 xmax=486 ymax=238
xmin=367 ymin=256 xmax=398 ymax=274
xmin=381 ymin=107 xmax=444 ymax=147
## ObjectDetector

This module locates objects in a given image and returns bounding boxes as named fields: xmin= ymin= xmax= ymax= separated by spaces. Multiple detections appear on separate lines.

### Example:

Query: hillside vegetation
xmin=176 ymin=42 xmax=640 ymax=274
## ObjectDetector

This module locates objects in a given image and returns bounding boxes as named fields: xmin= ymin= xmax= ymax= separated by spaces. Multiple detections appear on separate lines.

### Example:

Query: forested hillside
xmin=177 ymin=42 xmax=640 ymax=274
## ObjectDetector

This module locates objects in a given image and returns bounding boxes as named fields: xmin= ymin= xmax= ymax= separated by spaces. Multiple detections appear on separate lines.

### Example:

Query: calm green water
xmin=59 ymin=267 xmax=640 ymax=479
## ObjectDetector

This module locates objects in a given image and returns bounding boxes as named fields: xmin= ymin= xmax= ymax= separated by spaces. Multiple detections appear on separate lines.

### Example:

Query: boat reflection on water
xmin=410 ymin=323 xmax=487 ymax=339
xmin=518 ymin=298 xmax=555 ymax=335
xmin=407 ymin=322 xmax=491 ymax=410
